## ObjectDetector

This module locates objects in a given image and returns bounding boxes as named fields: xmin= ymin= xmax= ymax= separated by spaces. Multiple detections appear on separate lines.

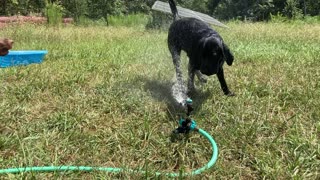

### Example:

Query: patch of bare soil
xmin=0 ymin=16 xmax=73 ymax=28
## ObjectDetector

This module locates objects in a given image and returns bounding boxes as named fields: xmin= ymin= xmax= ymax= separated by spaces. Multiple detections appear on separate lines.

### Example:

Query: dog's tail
xmin=169 ymin=0 xmax=179 ymax=21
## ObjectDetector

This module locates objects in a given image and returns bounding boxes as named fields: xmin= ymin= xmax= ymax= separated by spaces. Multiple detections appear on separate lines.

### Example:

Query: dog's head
xmin=197 ymin=36 xmax=234 ymax=76
xmin=0 ymin=38 xmax=14 ymax=56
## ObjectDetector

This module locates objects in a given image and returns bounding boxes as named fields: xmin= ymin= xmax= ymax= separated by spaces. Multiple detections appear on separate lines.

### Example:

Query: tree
xmin=0 ymin=0 xmax=319 ymax=22
xmin=212 ymin=0 xmax=250 ymax=20
xmin=123 ymin=0 xmax=150 ymax=14
xmin=208 ymin=0 xmax=222 ymax=14
xmin=283 ymin=0 xmax=303 ymax=19
xmin=252 ymin=0 xmax=275 ymax=21
xmin=0 ymin=0 xmax=46 ymax=16
xmin=60 ymin=0 xmax=88 ymax=22
xmin=182 ymin=0 xmax=210 ymax=14
xmin=305 ymin=0 xmax=320 ymax=16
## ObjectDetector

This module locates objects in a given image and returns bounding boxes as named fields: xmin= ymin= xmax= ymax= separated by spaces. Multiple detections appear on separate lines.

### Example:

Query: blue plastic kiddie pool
xmin=0 ymin=50 xmax=48 ymax=68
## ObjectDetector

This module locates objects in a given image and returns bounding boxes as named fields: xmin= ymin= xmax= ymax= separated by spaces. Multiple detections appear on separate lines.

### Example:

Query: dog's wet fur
xmin=168 ymin=0 xmax=234 ymax=96
xmin=0 ymin=38 xmax=14 ymax=56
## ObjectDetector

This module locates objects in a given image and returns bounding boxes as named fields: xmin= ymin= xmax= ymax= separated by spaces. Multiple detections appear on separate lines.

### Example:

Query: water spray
xmin=171 ymin=79 xmax=189 ymax=107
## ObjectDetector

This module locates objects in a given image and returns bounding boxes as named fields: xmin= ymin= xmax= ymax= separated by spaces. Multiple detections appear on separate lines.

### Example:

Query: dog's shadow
xmin=140 ymin=76 xmax=211 ymax=121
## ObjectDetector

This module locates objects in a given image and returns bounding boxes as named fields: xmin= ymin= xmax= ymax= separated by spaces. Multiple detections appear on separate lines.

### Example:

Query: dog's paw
xmin=225 ymin=92 xmax=235 ymax=97
xmin=199 ymin=76 xmax=208 ymax=83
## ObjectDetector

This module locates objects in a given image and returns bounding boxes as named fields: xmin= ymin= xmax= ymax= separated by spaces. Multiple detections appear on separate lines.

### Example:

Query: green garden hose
xmin=0 ymin=128 xmax=218 ymax=177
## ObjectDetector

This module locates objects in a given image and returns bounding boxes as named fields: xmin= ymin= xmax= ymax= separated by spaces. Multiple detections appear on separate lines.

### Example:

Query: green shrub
xmin=45 ymin=1 xmax=64 ymax=26
xmin=76 ymin=16 xmax=108 ymax=27
xmin=108 ymin=14 xmax=149 ymax=27
xmin=145 ymin=12 xmax=173 ymax=30
xmin=283 ymin=0 xmax=303 ymax=19
xmin=270 ymin=12 xmax=288 ymax=23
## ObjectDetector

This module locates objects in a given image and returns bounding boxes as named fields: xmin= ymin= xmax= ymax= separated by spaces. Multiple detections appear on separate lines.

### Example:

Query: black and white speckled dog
xmin=168 ymin=0 xmax=235 ymax=96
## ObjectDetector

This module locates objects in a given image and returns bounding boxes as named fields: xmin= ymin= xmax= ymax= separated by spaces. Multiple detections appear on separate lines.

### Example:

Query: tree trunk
xmin=1 ymin=0 xmax=7 ymax=15
xmin=303 ymin=0 xmax=307 ymax=17
xmin=106 ymin=14 xmax=109 ymax=26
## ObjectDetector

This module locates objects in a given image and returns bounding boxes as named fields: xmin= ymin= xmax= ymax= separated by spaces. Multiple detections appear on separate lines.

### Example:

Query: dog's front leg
xmin=171 ymin=50 xmax=183 ymax=83
xmin=171 ymin=49 xmax=190 ymax=102
xmin=217 ymin=67 xmax=234 ymax=96
xmin=187 ymin=64 xmax=196 ymax=93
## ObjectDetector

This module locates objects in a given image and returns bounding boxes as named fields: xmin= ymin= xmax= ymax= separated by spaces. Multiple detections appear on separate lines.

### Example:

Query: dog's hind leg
xmin=195 ymin=70 xmax=207 ymax=83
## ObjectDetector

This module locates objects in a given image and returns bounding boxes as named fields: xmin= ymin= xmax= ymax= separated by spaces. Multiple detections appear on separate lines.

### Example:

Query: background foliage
xmin=1 ymin=0 xmax=319 ymax=22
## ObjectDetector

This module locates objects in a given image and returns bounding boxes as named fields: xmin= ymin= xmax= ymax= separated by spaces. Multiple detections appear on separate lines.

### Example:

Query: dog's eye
xmin=213 ymin=52 xmax=217 ymax=56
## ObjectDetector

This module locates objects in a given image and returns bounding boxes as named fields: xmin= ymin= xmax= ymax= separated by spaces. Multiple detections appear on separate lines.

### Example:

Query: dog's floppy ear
xmin=195 ymin=37 xmax=207 ymax=56
xmin=221 ymin=41 xmax=234 ymax=66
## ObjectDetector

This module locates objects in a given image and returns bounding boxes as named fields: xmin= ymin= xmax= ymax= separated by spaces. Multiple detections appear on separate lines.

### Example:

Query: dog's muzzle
xmin=200 ymin=66 xmax=219 ymax=76
xmin=200 ymin=70 xmax=214 ymax=76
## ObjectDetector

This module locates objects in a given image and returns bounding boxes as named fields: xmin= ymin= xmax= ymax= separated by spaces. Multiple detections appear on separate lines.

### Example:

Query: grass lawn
xmin=0 ymin=21 xmax=319 ymax=179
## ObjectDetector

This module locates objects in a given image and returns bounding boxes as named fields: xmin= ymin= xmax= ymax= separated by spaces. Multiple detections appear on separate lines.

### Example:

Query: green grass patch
xmin=0 ymin=22 xmax=319 ymax=179
xmin=108 ymin=14 xmax=150 ymax=27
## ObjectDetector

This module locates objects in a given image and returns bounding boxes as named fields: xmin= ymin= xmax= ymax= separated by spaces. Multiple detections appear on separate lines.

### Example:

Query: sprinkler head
xmin=186 ymin=98 xmax=193 ymax=116
xmin=178 ymin=98 xmax=192 ymax=107
xmin=186 ymin=98 xmax=192 ymax=105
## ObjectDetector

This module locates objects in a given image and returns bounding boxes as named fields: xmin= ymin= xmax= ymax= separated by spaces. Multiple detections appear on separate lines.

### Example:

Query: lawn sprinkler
xmin=0 ymin=98 xmax=218 ymax=177
xmin=173 ymin=98 xmax=198 ymax=134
